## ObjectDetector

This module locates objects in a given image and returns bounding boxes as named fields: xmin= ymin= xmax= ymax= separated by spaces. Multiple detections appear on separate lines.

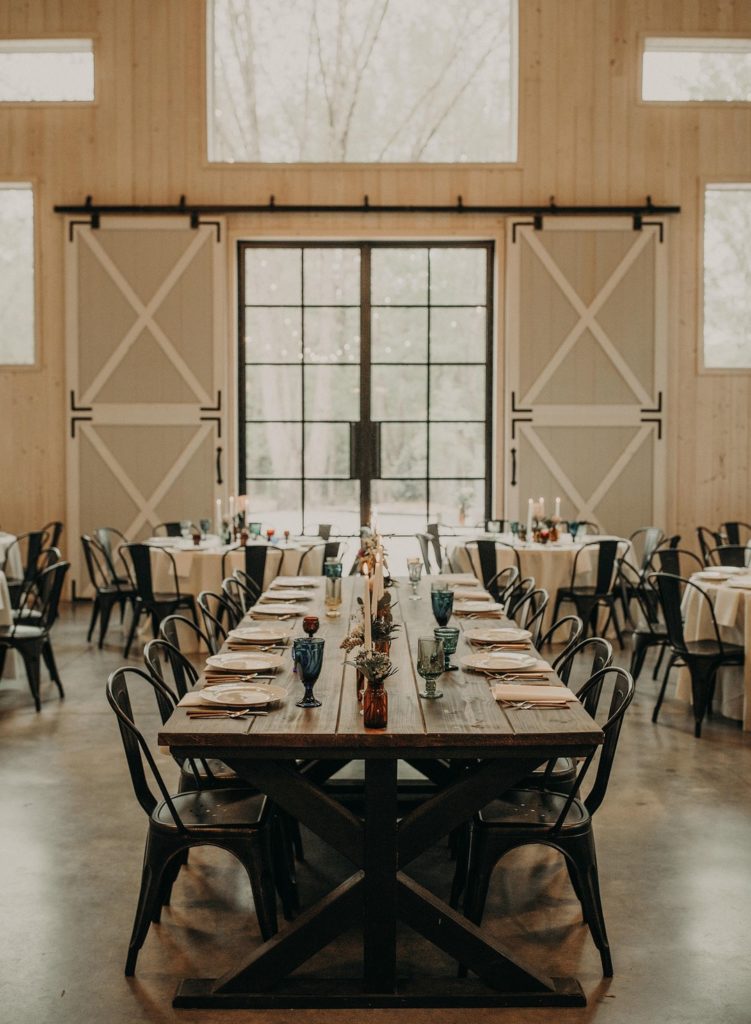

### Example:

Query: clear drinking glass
xmin=434 ymin=626 xmax=460 ymax=671
xmin=417 ymin=636 xmax=445 ymax=700
xmin=325 ymin=576 xmax=342 ymax=617
xmin=407 ymin=558 xmax=422 ymax=599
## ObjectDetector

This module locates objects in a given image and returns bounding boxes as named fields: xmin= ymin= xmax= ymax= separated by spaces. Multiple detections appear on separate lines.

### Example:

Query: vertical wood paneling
xmin=0 ymin=0 xmax=749 ymax=546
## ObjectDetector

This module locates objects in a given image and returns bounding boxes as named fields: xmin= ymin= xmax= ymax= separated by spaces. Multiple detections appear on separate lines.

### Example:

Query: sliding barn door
xmin=66 ymin=218 xmax=227 ymax=595
xmin=504 ymin=217 xmax=666 ymax=536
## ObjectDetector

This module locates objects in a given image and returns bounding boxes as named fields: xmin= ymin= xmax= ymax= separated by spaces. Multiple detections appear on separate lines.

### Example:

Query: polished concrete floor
xmin=1 ymin=603 xmax=750 ymax=1024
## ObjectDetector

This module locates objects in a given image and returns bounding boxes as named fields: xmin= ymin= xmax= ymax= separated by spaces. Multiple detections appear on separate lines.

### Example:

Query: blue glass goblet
xmin=434 ymin=626 xmax=460 ymax=671
xmin=324 ymin=558 xmax=343 ymax=578
xmin=292 ymin=637 xmax=325 ymax=708
xmin=431 ymin=586 xmax=454 ymax=627
xmin=569 ymin=521 xmax=580 ymax=541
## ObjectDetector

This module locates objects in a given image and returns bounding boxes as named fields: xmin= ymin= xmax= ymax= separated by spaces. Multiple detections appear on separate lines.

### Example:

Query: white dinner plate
xmin=270 ymin=576 xmax=319 ymax=588
xmin=260 ymin=589 xmax=314 ymax=602
xmin=727 ymin=577 xmax=751 ymax=590
xmin=463 ymin=626 xmax=532 ymax=644
xmin=227 ymin=626 xmax=291 ymax=644
xmin=453 ymin=601 xmax=504 ymax=615
xmin=460 ymin=651 xmax=540 ymax=672
xmin=199 ymin=683 xmax=287 ymax=707
xmin=438 ymin=574 xmax=479 ymax=585
xmin=452 ymin=588 xmax=492 ymax=601
xmin=251 ymin=603 xmax=308 ymax=617
xmin=205 ymin=651 xmax=285 ymax=672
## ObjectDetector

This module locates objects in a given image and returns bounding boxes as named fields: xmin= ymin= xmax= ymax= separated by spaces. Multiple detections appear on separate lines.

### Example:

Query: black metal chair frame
xmin=106 ymin=666 xmax=284 ymax=976
xmin=120 ymin=544 xmax=197 ymax=659
xmin=720 ymin=521 xmax=751 ymax=546
xmin=552 ymin=539 xmax=626 ymax=648
xmin=538 ymin=614 xmax=584 ymax=661
xmin=81 ymin=535 xmax=136 ymax=648
xmin=707 ymin=545 xmax=749 ymax=568
xmin=648 ymin=572 xmax=744 ymax=737
xmin=508 ymin=587 xmax=549 ymax=647
xmin=454 ymin=666 xmax=635 ymax=978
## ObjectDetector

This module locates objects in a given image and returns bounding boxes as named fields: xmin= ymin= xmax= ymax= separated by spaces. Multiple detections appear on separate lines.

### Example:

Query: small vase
xmin=363 ymin=677 xmax=388 ymax=728
xmin=356 ymin=669 xmax=366 ymax=703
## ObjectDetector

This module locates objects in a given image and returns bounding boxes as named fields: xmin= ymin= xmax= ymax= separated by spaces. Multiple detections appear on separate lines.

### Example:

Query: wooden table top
xmin=158 ymin=576 xmax=603 ymax=759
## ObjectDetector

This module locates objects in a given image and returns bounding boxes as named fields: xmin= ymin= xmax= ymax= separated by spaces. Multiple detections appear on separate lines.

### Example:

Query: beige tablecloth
xmin=0 ymin=570 xmax=20 ymax=679
xmin=679 ymin=576 xmax=751 ymax=728
xmin=0 ymin=532 xmax=22 ymax=580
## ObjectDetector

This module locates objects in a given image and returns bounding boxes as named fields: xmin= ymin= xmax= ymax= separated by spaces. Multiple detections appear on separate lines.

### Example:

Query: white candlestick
xmin=215 ymin=498 xmax=222 ymax=537
xmin=363 ymin=567 xmax=372 ymax=651
xmin=539 ymin=496 xmax=545 ymax=519
xmin=555 ymin=496 xmax=561 ymax=519
xmin=228 ymin=495 xmax=235 ymax=524
xmin=526 ymin=498 xmax=533 ymax=539
xmin=374 ymin=552 xmax=384 ymax=606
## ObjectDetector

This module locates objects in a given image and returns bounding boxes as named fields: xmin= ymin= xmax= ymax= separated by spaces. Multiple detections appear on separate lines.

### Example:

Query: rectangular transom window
xmin=0 ymin=184 xmax=35 ymax=365
xmin=208 ymin=0 xmax=517 ymax=162
xmin=642 ymin=37 xmax=751 ymax=101
xmin=703 ymin=184 xmax=751 ymax=369
xmin=0 ymin=39 xmax=94 ymax=101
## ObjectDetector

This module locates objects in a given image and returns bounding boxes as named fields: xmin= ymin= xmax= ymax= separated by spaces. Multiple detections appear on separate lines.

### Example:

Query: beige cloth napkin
xmin=491 ymin=683 xmax=576 ymax=704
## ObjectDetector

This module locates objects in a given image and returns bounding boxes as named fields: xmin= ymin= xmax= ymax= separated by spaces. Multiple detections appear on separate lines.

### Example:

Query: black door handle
xmin=510 ymin=447 xmax=517 ymax=487
xmin=216 ymin=446 xmax=223 ymax=485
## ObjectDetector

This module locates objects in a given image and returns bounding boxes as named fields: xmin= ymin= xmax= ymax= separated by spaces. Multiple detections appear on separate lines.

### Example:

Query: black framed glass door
xmin=238 ymin=241 xmax=493 ymax=535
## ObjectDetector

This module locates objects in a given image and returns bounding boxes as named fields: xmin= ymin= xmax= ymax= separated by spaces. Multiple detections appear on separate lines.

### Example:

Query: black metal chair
xmin=81 ymin=535 xmax=136 ymax=648
xmin=232 ymin=567 xmax=261 ymax=603
xmin=471 ymin=539 xmax=521 ymax=589
xmin=696 ymin=526 xmax=724 ymax=565
xmin=552 ymin=539 xmax=626 ymax=648
xmin=223 ymin=576 xmax=252 ymax=616
xmin=553 ymin=635 xmax=613 ymax=689
xmin=506 ymin=576 xmax=536 ymax=617
xmin=720 ymin=521 xmax=751 ymax=546
xmin=3 ymin=529 xmax=49 ymax=606
xmin=159 ymin=613 xmax=213 ymax=658
xmin=0 ymin=560 xmax=69 ymax=711
xmin=627 ymin=570 xmax=669 ymax=684
xmin=537 ymin=614 xmax=584 ymax=659
xmin=40 ymin=520 xmax=64 ymax=550
xmin=93 ymin=526 xmax=131 ymax=586
xmin=648 ymin=546 xmax=704 ymax=578
xmin=223 ymin=544 xmax=282 ymax=595
xmin=106 ymin=666 xmax=282 ymax=975
xmin=485 ymin=565 xmax=519 ymax=605
xmin=120 ymin=544 xmax=197 ymax=658
xmin=197 ymin=590 xmax=240 ymax=653
xmin=153 ymin=521 xmax=184 ymax=537
xmin=648 ymin=572 xmax=744 ymax=737
xmin=455 ymin=666 xmax=635 ymax=977
xmin=508 ymin=587 xmax=549 ymax=647
xmin=322 ymin=540 xmax=341 ymax=566
xmin=425 ymin=524 xmax=444 ymax=572
xmin=415 ymin=532 xmax=434 ymax=574
xmin=708 ymin=545 xmax=749 ymax=568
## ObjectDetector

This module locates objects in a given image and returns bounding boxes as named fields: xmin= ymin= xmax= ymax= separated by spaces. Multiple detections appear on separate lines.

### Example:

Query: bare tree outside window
xmin=209 ymin=0 xmax=516 ymax=162
xmin=704 ymin=185 xmax=751 ymax=369
xmin=0 ymin=185 xmax=34 ymax=365
xmin=0 ymin=40 xmax=94 ymax=101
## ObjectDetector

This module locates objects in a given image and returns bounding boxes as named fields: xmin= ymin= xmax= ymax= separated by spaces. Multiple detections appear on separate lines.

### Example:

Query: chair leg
xmin=226 ymin=832 xmax=279 ymax=942
xmin=271 ymin=813 xmax=299 ymax=919
xmin=41 ymin=640 xmax=64 ymax=699
xmin=652 ymin=642 xmax=666 ymax=681
xmin=0 ymin=646 xmax=7 ymax=679
xmin=629 ymin=633 xmax=651 ymax=683
xmin=87 ymin=597 xmax=101 ymax=643
xmin=563 ymin=832 xmax=613 ymax=977
xmin=688 ymin=662 xmax=718 ymax=739
xmin=125 ymin=830 xmax=176 ymax=976
xmin=449 ymin=822 xmax=472 ymax=910
xmin=98 ymin=597 xmax=115 ymax=648
xmin=123 ymin=603 xmax=142 ymax=659
xmin=18 ymin=641 xmax=43 ymax=711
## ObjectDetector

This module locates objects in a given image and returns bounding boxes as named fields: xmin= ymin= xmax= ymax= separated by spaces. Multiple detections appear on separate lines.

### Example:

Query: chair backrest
xmin=81 ymin=535 xmax=114 ymax=591
xmin=576 ymin=667 xmax=635 ymax=817
xmin=509 ymin=587 xmax=549 ymax=645
xmin=232 ymin=567 xmax=261 ymax=600
xmin=428 ymin=533 xmax=443 ymax=571
xmin=506 ymin=576 xmax=536 ymax=616
xmin=13 ymin=557 xmax=68 ymax=628
xmin=708 ymin=545 xmax=749 ymax=568
xmin=415 ymin=533 xmax=433 ymax=574
xmin=197 ymin=591 xmax=231 ymax=653
xmin=41 ymin=520 xmax=64 ymax=550
xmin=317 ymin=524 xmax=332 ymax=541
xmin=538 ymin=614 xmax=584 ymax=657
xmin=244 ymin=544 xmax=269 ymax=593
xmin=696 ymin=526 xmax=723 ymax=564
xmin=570 ymin=539 xmax=620 ymax=595
xmin=123 ymin=543 xmax=182 ymax=605
xmin=154 ymin=521 xmax=183 ymax=537
xmin=487 ymin=564 xmax=519 ymax=604
xmin=106 ymin=666 xmax=184 ymax=827
xmin=144 ymin=637 xmax=198 ymax=703
xmin=160 ymin=613 xmax=213 ymax=654
xmin=649 ymin=546 xmax=703 ymax=578
xmin=554 ymin=635 xmax=613 ymax=691
xmin=93 ymin=526 xmax=129 ymax=583
xmin=323 ymin=541 xmax=341 ymax=564
xmin=4 ymin=530 xmax=49 ymax=583
xmin=647 ymin=572 xmax=688 ymax=654
xmin=720 ymin=521 xmax=751 ymax=546
xmin=426 ymin=523 xmax=440 ymax=539
xmin=223 ymin=576 xmax=250 ymax=615
xmin=485 ymin=519 xmax=506 ymax=533
xmin=628 ymin=526 xmax=665 ymax=572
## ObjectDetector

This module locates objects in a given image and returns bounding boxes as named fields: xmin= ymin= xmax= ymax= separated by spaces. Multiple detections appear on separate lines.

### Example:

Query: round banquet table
xmin=448 ymin=533 xmax=625 ymax=632
xmin=678 ymin=571 xmax=751 ymax=728
xmin=148 ymin=537 xmax=325 ymax=596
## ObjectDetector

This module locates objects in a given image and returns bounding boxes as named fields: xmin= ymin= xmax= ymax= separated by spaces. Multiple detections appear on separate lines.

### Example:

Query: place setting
xmin=460 ymin=648 xmax=554 ymax=682
xmin=463 ymin=625 xmax=533 ymax=649
xmin=179 ymin=649 xmax=288 ymax=719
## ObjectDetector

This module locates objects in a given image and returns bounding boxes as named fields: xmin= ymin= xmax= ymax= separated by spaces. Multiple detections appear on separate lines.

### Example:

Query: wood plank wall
xmin=0 ymin=0 xmax=750 ymax=550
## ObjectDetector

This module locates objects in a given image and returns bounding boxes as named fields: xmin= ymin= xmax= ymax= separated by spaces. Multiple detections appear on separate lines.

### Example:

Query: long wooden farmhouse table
xmin=158 ymin=575 xmax=603 ymax=1009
